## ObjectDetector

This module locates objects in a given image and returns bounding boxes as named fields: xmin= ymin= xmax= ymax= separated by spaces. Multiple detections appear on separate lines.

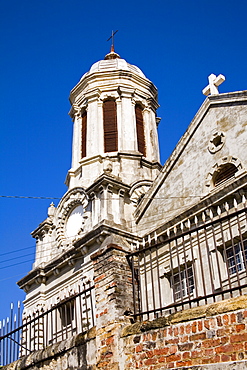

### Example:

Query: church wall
xmin=136 ymin=96 xmax=247 ymax=236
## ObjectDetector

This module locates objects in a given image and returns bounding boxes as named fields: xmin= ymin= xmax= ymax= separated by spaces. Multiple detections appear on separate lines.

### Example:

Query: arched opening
xmin=213 ymin=163 xmax=238 ymax=187
xmin=103 ymin=100 xmax=118 ymax=152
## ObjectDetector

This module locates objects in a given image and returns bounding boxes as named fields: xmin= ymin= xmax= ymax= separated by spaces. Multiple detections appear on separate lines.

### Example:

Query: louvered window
xmin=81 ymin=111 xmax=87 ymax=158
xmin=135 ymin=104 xmax=146 ymax=156
xmin=214 ymin=163 xmax=238 ymax=187
xmin=103 ymin=100 xmax=118 ymax=152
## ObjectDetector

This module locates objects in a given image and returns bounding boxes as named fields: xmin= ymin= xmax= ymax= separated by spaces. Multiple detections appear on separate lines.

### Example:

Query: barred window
xmin=226 ymin=239 xmax=247 ymax=275
xmin=172 ymin=265 xmax=194 ymax=301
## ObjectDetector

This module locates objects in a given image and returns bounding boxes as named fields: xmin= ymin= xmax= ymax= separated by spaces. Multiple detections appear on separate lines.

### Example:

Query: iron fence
xmin=0 ymin=281 xmax=95 ymax=366
xmin=128 ymin=202 xmax=247 ymax=321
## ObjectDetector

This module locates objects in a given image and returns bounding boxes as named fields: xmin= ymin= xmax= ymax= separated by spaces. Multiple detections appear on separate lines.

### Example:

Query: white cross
xmin=202 ymin=73 xmax=226 ymax=96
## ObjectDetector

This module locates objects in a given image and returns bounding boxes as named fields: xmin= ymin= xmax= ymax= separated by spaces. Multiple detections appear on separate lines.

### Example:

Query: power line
xmin=0 ymin=195 xmax=61 ymax=200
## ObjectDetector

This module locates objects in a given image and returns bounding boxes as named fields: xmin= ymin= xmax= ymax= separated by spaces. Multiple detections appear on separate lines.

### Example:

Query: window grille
xmin=214 ymin=163 xmax=238 ymax=187
xmin=173 ymin=265 xmax=194 ymax=301
xmin=226 ymin=239 xmax=247 ymax=275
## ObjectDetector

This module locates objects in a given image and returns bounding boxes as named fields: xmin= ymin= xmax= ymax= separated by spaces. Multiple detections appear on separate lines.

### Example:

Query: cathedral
xmin=3 ymin=46 xmax=247 ymax=369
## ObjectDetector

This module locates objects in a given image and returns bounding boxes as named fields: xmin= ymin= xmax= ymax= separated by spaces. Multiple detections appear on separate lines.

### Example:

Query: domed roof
xmin=87 ymin=51 xmax=146 ymax=78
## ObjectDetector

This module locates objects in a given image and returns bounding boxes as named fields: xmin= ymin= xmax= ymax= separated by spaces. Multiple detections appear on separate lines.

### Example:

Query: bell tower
xmin=67 ymin=49 xmax=161 ymax=189
xmin=18 ymin=49 xmax=162 ymax=320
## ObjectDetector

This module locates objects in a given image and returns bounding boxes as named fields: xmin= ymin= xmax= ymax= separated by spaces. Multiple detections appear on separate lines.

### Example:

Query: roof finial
xmin=107 ymin=30 xmax=118 ymax=52
xmin=105 ymin=30 xmax=120 ymax=60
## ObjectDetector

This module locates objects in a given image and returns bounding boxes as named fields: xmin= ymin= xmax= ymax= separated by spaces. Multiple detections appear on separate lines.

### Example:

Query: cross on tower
xmin=202 ymin=73 xmax=226 ymax=96
xmin=107 ymin=30 xmax=118 ymax=53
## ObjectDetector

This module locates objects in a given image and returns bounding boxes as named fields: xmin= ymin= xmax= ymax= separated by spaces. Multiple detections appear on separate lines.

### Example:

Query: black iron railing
xmin=0 ymin=281 xmax=95 ymax=366
xmin=128 ymin=203 xmax=247 ymax=321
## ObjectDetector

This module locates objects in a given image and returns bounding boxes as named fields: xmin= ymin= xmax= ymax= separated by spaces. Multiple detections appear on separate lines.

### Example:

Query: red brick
xmin=191 ymin=350 xmax=203 ymax=359
xmin=182 ymin=351 xmax=191 ymax=360
xmin=221 ymin=354 xmax=231 ymax=362
xmin=158 ymin=356 xmax=166 ymax=363
xmin=230 ymin=313 xmax=236 ymax=324
xmin=169 ymin=345 xmax=178 ymax=354
xmin=135 ymin=344 xmax=143 ymax=353
xmin=217 ymin=316 xmax=223 ymax=326
xmin=222 ymin=314 xmax=229 ymax=325
xmin=204 ymin=320 xmax=210 ymax=329
xmin=243 ymin=310 xmax=247 ymax=318
xmin=152 ymin=332 xmax=157 ymax=341
xmin=174 ymin=327 xmax=179 ymax=336
xmin=221 ymin=336 xmax=229 ymax=345
xmin=146 ymin=350 xmax=154 ymax=358
xmin=154 ymin=348 xmax=169 ymax=356
xmin=215 ymin=343 xmax=244 ymax=354
xmin=204 ymin=348 xmax=214 ymax=357
xmin=230 ymin=333 xmax=247 ymax=343
xmin=179 ymin=325 xmax=185 ymax=335
xmin=180 ymin=335 xmax=189 ymax=343
xmin=231 ymin=353 xmax=237 ymax=361
xmin=177 ymin=360 xmax=193 ymax=367
xmin=201 ymin=338 xmax=221 ymax=348
xmin=178 ymin=342 xmax=193 ymax=351
xmin=185 ymin=324 xmax=191 ymax=334
xmin=144 ymin=358 xmax=157 ymax=365
xmin=209 ymin=318 xmax=217 ymax=328
xmin=192 ymin=322 xmax=197 ymax=333
xmin=190 ymin=333 xmax=206 ymax=341
xmin=198 ymin=321 xmax=203 ymax=332
xmin=166 ymin=353 xmax=181 ymax=362
xmin=235 ymin=324 xmax=245 ymax=332
xmin=167 ymin=362 xmax=175 ymax=369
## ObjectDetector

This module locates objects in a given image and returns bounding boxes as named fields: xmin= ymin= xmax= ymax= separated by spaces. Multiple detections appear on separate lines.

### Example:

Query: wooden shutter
xmin=135 ymin=104 xmax=146 ymax=156
xmin=214 ymin=163 xmax=238 ymax=186
xmin=103 ymin=100 xmax=118 ymax=152
xmin=81 ymin=111 xmax=87 ymax=158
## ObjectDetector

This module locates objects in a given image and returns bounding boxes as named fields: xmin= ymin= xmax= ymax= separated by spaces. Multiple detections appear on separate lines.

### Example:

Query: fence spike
xmin=209 ymin=209 xmax=214 ymax=220
xmin=217 ymin=206 xmax=221 ymax=216
xmin=242 ymin=194 xmax=246 ymax=205
xmin=233 ymin=198 xmax=238 ymax=210
xmin=225 ymin=202 xmax=229 ymax=212
xmin=180 ymin=222 xmax=184 ymax=231
xmin=202 ymin=212 xmax=206 ymax=222
xmin=167 ymin=228 xmax=170 ymax=237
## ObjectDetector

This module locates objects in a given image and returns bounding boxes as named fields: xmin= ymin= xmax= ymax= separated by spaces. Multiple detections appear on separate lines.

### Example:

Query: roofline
xmin=135 ymin=90 xmax=247 ymax=222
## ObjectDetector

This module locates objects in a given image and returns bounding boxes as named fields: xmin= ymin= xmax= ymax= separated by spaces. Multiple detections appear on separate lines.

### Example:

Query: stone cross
xmin=202 ymin=73 xmax=226 ymax=96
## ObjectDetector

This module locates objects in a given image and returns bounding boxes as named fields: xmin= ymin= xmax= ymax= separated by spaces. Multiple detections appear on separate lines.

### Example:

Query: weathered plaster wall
xmin=136 ymin=93 xmax=247 ymax=235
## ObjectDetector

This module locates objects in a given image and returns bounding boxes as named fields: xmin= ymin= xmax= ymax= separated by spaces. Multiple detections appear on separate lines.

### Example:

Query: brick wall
xmin=122 ymin=295 xmax=247 ymax=369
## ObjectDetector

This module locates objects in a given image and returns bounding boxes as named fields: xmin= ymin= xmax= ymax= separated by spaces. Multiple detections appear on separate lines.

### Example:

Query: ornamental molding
xmin=56 ymin=187 xmax=89 ymax=247
xmin=206 ymin=156 xmax=244 ymax=188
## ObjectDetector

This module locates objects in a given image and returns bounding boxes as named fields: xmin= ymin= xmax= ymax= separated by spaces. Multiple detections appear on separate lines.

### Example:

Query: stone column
xmin=91 ymin=243 xmax=134 ymax=370
xmin=71 ymin=105 xmax=81 ymax=169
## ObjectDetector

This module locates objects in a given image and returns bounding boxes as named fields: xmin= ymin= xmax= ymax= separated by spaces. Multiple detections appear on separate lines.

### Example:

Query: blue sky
xmin=0 ymin=0 xmax=247 ymax=320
